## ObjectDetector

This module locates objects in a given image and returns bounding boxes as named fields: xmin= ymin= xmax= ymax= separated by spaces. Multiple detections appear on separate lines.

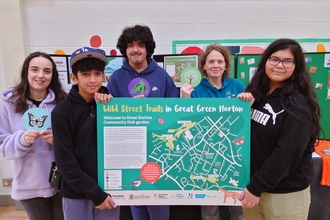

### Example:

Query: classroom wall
xmin=0 ymin=0 xmax=27 ymax=198
xmin=1 ymin=0 xmax=330 ymax=199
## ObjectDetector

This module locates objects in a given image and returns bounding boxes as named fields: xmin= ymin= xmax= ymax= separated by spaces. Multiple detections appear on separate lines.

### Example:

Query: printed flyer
xmin=97 ymin=98 xmax=251 ymax=205
xmin=164 ymin=55 xmax=201 ymax=87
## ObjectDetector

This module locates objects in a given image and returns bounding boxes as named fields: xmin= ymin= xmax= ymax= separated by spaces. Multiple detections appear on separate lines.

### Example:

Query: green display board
xmin=235 ymin=53 xmax=330 ymax=139
xmin=229 ymin=55 xmax=235 ymax=78
xmin=304 ymin=53 xmax=330 ymax=139
xmin=235 ymin=54 xmax=261 ymax=87
xmin=97 ymin=98 xmax=251 ymax=205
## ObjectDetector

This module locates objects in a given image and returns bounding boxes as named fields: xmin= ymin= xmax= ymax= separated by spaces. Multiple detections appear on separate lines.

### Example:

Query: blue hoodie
xmin=191 ymin=77 xmax=245 ymax=98
xmin=0 ymin=88 xmax=58 ymax=200
xmin=107 ymin=58 xmax=179 ymax=98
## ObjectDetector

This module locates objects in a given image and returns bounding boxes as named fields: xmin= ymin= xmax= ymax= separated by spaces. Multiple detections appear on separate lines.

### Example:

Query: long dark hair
xmin=246 ymin=38 xmax=321 ymax=141
xmin=9 ymin=52 xmax=67 ymax=113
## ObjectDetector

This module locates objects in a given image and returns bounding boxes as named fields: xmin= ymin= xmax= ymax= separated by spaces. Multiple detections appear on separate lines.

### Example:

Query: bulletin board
xmin=235 ymin=53 xmax=330 ymax=139
xmin=304 ymin=53 xmax=330 ymax=139
xmin=229 ymin=55 xmax=235 ymax=79
xmin=50 ymin=55 xmax=71 ymax=93
xmin=235 ymin=54 xmax=261 ymax=87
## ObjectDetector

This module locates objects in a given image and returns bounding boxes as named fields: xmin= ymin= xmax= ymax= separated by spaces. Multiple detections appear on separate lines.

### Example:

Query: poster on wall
xmin=96 ymin=98 xmax=250 ymax=205
xmin=164 ymin=55 xmax=201 ymax=87
xmin=50 ymin=55 xmax=71 ymax=93
xmin=324 ymin=54 xmax=330 ymax=68
xmin=104 ymin=56 xmax=124 ymax=86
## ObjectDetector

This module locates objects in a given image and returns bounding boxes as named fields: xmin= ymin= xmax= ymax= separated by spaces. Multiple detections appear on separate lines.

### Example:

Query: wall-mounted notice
xmin=164 ymin=55 xmax=201 ymax=87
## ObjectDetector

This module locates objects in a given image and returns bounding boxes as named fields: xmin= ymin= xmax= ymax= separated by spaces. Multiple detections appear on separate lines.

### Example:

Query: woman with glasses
xmin=238 ymin=38 xmax=321 ymax=220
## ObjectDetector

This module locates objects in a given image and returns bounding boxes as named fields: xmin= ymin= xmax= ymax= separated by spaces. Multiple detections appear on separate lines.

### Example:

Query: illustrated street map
xmin=97 ymin=98 xmax=250 ymax=205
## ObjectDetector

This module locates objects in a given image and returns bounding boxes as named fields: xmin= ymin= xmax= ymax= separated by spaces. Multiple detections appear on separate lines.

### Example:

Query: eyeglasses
xmin=268 ymin=56 xmax=295 ymax=68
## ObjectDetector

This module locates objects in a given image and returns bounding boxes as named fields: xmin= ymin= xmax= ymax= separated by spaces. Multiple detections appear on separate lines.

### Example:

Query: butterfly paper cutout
xmin=233 ymin=137 xmax=245 ymax=145
xmin=28 ymin=113 xmax=48 ymax=128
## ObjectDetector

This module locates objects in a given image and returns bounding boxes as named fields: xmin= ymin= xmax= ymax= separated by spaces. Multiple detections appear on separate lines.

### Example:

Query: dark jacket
xmin=52 ymin=85 xmax=108 ymax=206
xmin=247 ymin=89 xmax=315 ymax=197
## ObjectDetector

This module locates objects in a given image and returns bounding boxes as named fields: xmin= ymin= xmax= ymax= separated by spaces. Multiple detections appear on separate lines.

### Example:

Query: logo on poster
xmin=111 ymin=194 xmax=126 ymax=200
xmin=128 ymin=194 xmax=151 ymax=200
xmin=172 ymin=194 xmax=184 ymax=199
xmin=154 ymin=193 xmax=168 ymax=199
xmin=195 ymin=194 xmax=207 ymax=199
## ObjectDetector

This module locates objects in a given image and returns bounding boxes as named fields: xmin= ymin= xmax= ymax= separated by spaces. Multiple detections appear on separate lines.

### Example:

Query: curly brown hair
xmin=116 ymin=24 xmax=156 ymax=59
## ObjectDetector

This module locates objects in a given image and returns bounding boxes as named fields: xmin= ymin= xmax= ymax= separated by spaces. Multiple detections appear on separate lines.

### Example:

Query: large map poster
xmin=97 ymin=98 xmax=251 ymax=205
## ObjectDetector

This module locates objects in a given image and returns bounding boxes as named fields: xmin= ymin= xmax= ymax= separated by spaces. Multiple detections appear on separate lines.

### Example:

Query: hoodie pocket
xmin=14 ymin=151 xmax=55 ymax=190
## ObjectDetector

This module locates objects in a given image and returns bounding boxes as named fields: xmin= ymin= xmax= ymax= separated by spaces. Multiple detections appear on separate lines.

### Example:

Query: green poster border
xmin=96 ymin=98 xmax=251 ymax=205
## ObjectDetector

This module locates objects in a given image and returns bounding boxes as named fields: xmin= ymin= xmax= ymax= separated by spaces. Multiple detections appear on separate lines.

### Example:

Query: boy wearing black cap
xmin=51 ymin=47 xmax=120 ymax=220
